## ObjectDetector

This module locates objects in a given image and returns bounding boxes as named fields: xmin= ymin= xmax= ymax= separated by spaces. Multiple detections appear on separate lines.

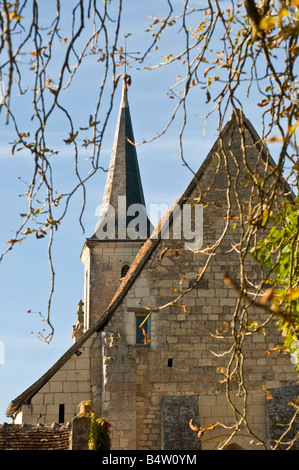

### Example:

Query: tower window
xmin=121 ymin=264 xmax=130 ymax=279
xmin=135 ymin=313 xmax=151 ymax=346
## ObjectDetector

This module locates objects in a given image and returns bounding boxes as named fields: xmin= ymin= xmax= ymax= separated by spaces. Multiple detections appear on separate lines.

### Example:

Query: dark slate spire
xmin=95 ymin=79 xmax=153 ymax=241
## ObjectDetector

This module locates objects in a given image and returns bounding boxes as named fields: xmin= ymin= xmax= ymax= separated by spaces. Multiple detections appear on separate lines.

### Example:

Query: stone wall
xmin=100 ymin=330 xmax=137 ymax=450
xmin=16 ymin=335 xmax=96 ymax=424
xmin=96 ymin=116 xmax=299 ymax=450
xmin=81 ymin=241 xmax=144 ymax=328
xmin=266 ymin=385 xmax=299 ymax=450
xmin=161 ymin=396 xmax=201 ymax=450
xmin=12 ymin=114 xmax=299 ymax=450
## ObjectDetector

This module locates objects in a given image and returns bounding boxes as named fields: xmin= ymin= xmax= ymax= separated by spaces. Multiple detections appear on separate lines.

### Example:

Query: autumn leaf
xmin=36 ymin=231 xmax=46 ymax=239
xmin=63 ymin=131 xmax=78 ymax=145
xmin=203 ymin=66 xmax=215 ymax=77
xmin=18 ymin=132 xmax=30 ymax=138
xmin=263 ymin=385 xmax=273 ymax=400
xmin=224 ymin=214 xmax=240 ymax=220
xmin=285 ymin=288 xmax=299 ymax=302
xmin=259 ymin=288 xmax=275 ymax=306
xmin=140 ymin=326 xmax=151 ymax=344
xmin=9 ymin=12 xmax=23 ymax=22
xmin=7 ymin=238 xmax=24 ymax=245
xmin=49 ymin=87 xmax=58 ymax=96
xmin=259 ymin=15 xmax=278 ymax=30
xmin=265 ymin=345 xmax=281 ymax=356
xmin=159 ymin=247 xmax=171 ymax=260
xmin=30 ymin=206 xmax=44 ymax=216
xmin=159 ymin=247 xmax=181 ymax=260
xmin=189 ymin=419 xmax=220 ymax=438
xmin=265 ymin=136 xmax=281 ymax=143
xmin=189 ymin=418 xmax=200 ymax=432
xmin=22 ymin=228 xmax=36 ymax=235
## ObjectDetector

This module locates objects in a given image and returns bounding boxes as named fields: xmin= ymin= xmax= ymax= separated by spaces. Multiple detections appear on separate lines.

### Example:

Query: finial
xmin=121 ymin=75 xmax=129 ymax=108
xmin=123 ymin=33 xmax=131 ymax=78
xmin=123 ymin=75 xmax=128 ymax=92
xmin=123 ymin=73 xmax=131 ymax=91
xmin=121 ymin=33 xmax=140 ymax=91
xmin=72 ymin=300 xmax=84 ymax=342
xmin=77 ymin=300 xmax=84 ymax=322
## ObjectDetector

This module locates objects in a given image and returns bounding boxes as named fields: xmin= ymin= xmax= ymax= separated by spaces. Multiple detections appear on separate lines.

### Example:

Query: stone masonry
xmin=90 ymin=112 xmax=298 ymax=450
xmin=6 ymin=101 xmax=299 ymax=450
xmin=81 ymin=241 xmax=144 ymax=328
xmin=16 ymin=336 xmax=95 ymax=424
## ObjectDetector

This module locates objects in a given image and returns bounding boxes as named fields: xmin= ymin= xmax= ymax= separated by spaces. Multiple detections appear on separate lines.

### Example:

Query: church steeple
xmin=81 ymin=79 xmax=153 ymax=328
xmin=96 ymin=78 xmax=152 ymax=241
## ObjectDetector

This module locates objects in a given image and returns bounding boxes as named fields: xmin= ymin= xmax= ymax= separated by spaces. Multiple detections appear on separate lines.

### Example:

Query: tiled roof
xmin=0 ymin=423 xmax=71 ymax=450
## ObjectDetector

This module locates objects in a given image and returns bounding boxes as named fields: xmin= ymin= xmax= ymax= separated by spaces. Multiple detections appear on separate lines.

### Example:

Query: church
xmin=5 ymin=78 xmax=299 ymax=450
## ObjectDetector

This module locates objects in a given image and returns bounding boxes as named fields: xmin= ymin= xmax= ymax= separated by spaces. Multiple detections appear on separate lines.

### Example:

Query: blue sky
xmin=0 ymin=1 xmax=283 ymax=423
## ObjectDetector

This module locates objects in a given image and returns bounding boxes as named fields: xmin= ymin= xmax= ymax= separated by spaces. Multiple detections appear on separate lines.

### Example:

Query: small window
xmin=59 ymin=404 xmax=65 ymax=423
xmin=135 ymin=313 xmax=151 ymax=346
xmin=121 ymin=264 xmax=130 ymax=280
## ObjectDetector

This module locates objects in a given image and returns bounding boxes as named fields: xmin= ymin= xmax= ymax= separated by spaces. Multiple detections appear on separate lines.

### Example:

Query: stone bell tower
xmin=80 ymin=79 xmax=153 ymax=330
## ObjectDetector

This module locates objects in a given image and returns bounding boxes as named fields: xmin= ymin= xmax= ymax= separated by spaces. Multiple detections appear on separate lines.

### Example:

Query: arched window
xmin=121 ymin=264 xmax=130 ymax=279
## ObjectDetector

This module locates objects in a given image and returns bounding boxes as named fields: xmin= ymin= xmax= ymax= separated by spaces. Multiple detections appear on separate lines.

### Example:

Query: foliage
xmin=80 ymin=401 xmax=111 ymax=451
xmin=252 ymin=196 xmax=299 ymax=371
xmin=88 ymin=413 xmax=111 ymax=451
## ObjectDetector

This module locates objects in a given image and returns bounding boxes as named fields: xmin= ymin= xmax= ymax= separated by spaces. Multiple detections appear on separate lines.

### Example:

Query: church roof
xmin=94 ymin=78 xmax=153 ymax=241
xmin=5 ymin=108 xmax=293 ymax=419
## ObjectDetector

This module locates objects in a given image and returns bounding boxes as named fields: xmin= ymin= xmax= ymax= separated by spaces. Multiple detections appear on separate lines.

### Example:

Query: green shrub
xmin=88 ymin=411 xmax=111 ymax=450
